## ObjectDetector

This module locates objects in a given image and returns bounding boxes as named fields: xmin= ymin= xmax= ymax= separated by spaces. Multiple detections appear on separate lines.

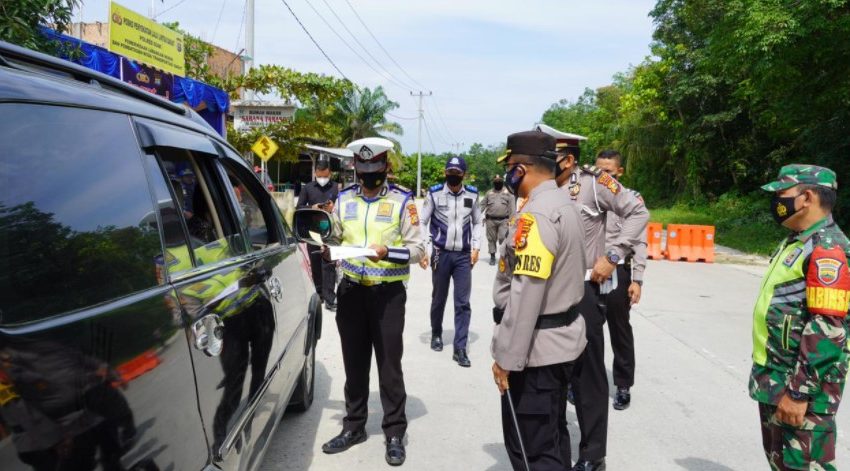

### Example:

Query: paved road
xmin=260 ymin=258 xmax=850 ymax=470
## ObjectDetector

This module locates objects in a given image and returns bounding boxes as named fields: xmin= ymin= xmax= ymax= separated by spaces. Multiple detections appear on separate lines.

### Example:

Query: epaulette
xmin=340 ymin=183 xmax=358 ymax=194
xmin=429 ymin=183 xmax=444 ymax=193
xmin=580 ymin=164 xmax=602 ymax=177
xmin=389 ymin=183 xmax=412 ymax=196
xmin=464 ymin=184 xmax=479 ymax=193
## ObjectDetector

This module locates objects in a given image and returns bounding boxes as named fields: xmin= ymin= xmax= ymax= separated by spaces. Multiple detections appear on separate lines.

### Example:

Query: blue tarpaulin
xmin=41 ymin=28 xmax=230 ymax=135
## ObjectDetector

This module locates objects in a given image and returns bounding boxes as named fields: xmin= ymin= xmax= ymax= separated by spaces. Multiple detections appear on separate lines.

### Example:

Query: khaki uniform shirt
xmin=482 ymin=189 xmax=515 ymax=219
xmin=563 ymin=165 xmax=649 ymax=269
xmin=491 ymin=180 xmax=587 ymax=371
xmin=605 ymin=188 xmax=648 ymax=282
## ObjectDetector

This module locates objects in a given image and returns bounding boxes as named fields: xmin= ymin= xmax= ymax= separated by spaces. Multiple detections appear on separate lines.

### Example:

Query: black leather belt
xmin=486 ymin=215 xmax=509 ymax=220
xmin=492 ymin=306 xmax=580 ymax=329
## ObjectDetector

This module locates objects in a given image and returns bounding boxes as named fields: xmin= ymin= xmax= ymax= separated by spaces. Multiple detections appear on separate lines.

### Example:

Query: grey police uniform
xmin=564 ymin=165 xmax=649 ymax=463
xmin=491 ymin=179 xmax=587 ymax=469
xmin=482 ymin=188 xmax=515 ymax=256
xmin=604 ymin=188 xmax=648 ymax=391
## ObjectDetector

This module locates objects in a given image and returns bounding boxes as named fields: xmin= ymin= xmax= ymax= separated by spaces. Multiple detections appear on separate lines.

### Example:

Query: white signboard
xmin=232 ymin=101 xmax=295 ymax=132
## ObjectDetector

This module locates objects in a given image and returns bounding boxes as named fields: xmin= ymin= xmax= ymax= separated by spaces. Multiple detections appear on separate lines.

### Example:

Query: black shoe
xmin=385 ymin=436 xmax=405 ymax=466
xmin=489 ymin=254 xmax=496 ymax=266
xmin=430 ymin=335 xmax=443 ymax=352
xmin=572 ymin=459 xmax=606 ymax=471
xmin=453 ymin=349 xmax=471 ymax=368
xmin=567 ymin=383 xmax=575 ymax=405
xmin=613 ymin=387 xmax=631 ymax=410
xmin=324 ymin=301 xmax=337 ymax=311
xmin=321 ymin=429 xmax=367 ymax=454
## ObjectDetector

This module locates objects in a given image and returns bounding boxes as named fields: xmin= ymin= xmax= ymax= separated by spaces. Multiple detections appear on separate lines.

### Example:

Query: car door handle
xmin=192 ymin=314 xmax=224 ymax=357
xmin=267 ymin=276 xmax=282 ymax=302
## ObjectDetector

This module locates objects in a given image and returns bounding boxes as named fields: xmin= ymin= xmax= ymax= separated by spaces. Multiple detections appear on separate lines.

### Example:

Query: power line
xmin=301 ymin=0 xmax=409 ymax=90
xmin=233 ymin=0 xmax=247 ymax=54
xmin=153 ymin=0 xmax=190 ymax=19
xmin=387 ymin=112 xmax=418 ymax=121
xmin=342 ymin=0 xmax=428 ymax=90
xmin=422 ymin=118 xmax=438 ymax=154
xmin=210 ymin=0 xmax=229 ymax=45
xmin=279 ymin=0 xmax=351 ymax=81
xmin=427 ymin=95 xmax=457 ymax=143
xmin=418 ymin=97 xmax=450 ymax=146
xmin=315 ymin=0 xmax=415 ymax=91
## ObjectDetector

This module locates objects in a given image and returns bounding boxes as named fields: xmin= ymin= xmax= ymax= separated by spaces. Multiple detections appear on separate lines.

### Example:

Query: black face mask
xmin=493 ymin=181 xmax=503 ymax=191
xmin=771 ymin=193 xmax=802 ymax=225
xmin=505 ymin=166 xmax=524 ymax=195
xmin=446 ymin=174 xmax=463 ymax=187
xmin=359 ymin=172 xmax=386 ymax=190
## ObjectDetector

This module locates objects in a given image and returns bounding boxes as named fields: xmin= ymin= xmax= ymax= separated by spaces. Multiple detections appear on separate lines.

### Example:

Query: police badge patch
xmin=569 ymin=183 xmax=581 ymax=199
xmin=344 ymin=201 xmax=358 ymax=220
xmin=514 ymin=214 xmax=534 ymax=250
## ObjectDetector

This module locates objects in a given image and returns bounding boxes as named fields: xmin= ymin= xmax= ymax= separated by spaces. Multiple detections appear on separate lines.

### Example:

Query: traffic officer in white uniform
xmin=320 ymin=138 xmax=426 ymax=467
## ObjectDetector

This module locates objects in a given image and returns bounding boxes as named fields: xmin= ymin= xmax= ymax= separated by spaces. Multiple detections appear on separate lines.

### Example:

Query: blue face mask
xmin=505 ymin=165 xmax=524 ymax=195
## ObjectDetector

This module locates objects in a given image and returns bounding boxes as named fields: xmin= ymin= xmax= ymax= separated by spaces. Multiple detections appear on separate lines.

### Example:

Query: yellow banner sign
xmin=109 ymin=2 xmax=185 ymax=76
xmin=252 ymin=135 xmax=280 ymax=162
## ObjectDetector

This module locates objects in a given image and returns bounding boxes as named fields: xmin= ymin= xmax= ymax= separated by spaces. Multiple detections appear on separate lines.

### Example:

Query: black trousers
xmin=309 ymin=250 xmax=337 ymax=304
xmin=572 ymin=282 xmax=608 ymax=461
xmin=605 ymin=265 xmax=635 ymax=388
xmin=336 ymin=279 xmax=407 ymax=438
xmin=502 ymin=362 xmax=574 ymax=470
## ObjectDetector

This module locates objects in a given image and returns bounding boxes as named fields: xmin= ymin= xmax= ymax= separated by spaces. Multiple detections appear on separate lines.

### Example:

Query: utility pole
xmin=411 ymin=91 xmax=432 ymax=198
xmin=451 ymin=142 xmax=465 ymax=154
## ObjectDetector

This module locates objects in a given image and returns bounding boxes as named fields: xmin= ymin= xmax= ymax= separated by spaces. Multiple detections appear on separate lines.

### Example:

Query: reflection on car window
xmin=224 ymin=165 xmax=275 ymax=251
xmin=0 ymin=105 xmax=160 ymax=325
xmin=156 ymin=149 xmax=244 ymax=268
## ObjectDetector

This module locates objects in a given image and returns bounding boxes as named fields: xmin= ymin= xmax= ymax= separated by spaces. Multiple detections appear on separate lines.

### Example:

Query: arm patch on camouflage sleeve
xmin=512 ymin=213 xmax=554 ymax=279
xmin=806 ymin=245 xmax=850 ymax=317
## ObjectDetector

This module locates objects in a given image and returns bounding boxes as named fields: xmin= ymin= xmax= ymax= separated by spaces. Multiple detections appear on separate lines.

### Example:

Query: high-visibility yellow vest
xmin=338 ymin=185 xmax=410 ymax=284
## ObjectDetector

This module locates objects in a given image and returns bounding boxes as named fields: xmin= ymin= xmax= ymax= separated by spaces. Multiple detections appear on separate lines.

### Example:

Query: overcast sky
xmin=80 ymin=0 xmax=658 ymax=153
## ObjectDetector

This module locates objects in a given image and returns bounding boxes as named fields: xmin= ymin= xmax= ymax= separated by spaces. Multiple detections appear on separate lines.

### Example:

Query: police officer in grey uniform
xmin=491 ymin=130 xmax=588 ymax=470
xmin=596 ymin=150 xmax=648 ymax=411
xmin=538 ymin=125 xmax=649 ymax=471
xmin=482 ymin=175 xmax=515 ymax=266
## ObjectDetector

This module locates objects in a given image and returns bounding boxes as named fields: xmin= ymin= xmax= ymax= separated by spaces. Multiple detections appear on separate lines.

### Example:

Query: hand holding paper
xmin=328 ymin=246 xmax=378 ymax=261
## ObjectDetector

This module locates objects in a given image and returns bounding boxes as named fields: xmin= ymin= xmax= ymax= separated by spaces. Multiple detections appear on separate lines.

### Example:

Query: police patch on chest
xmin=815 ymin=257 xmax=844 ymax=285
xmin=344 ymin=201 xmax=359 ymax=220
xmin=375 ymin=202 xmax=395 ymax=222
xmin=783 ymin=247 xmax=803 ymax=267
xmin=569 ymin=183 xmax=581 ymax=200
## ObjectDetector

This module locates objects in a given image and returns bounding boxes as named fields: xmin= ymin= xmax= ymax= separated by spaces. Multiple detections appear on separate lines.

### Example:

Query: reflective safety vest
xmin=752 ymin=237 xmax=814 ymax=366
xmin=338 ymin=185 xmax=411 ymax=284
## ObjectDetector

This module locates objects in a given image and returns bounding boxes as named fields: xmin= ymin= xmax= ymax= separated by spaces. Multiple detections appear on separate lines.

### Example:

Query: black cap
xmin=498 ymin=131 xmax=557 ymax=163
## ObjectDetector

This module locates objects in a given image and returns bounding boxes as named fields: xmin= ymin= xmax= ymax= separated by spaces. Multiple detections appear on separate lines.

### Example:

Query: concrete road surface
xmin=260 ymin=259 xmax=850 ymax=470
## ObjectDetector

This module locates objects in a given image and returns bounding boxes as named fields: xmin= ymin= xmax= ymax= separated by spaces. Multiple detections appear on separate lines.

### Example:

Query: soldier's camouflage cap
xmin=760 ymin=164 xmax=838 ymax=192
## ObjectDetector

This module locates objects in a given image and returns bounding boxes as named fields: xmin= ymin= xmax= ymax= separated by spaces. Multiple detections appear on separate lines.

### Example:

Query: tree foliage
xmin=542 ymin=0 xmax=850 ymax=226
xmin=0 ymin=0 xmax=79 ymax=53
xmin=393 ymin=142 xmax=506 ymax=193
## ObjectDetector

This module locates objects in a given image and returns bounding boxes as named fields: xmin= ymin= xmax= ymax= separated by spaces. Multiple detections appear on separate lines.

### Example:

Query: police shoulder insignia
xmin=430 ymin=183 xmax=444 ymax=193
xmin=392 ymin=183 xmax=412 ymax=194
xmin=465 ymin=184 xmax=479 ymax=193
xmin=407 ymin=202 xmax=419 ymax=226
xmin=512 ymin=213 xmax=554 ymax=280
xmin=783 ymin=247 xmax=803 ymax=267
xmin=581 ymin=164 xmax=601 ymax=177
xmin=597 ymin=172 xmax=621 ymax=195
xmin=806 ymin=245 xmax=850 ymax=317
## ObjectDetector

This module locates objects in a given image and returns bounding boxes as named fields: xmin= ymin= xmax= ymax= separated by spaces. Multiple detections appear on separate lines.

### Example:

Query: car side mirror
xmin=293 ymin=208 xmax=332 ymax=245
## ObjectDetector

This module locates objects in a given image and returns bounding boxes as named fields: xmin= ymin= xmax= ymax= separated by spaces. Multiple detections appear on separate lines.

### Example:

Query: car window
xmin=0 ymin=104 xmax=161 ymax=325
xmin=222 ymin=162 xmax=279 ymax=251
xmin=155 ymin=148 xmax=246 ymax=268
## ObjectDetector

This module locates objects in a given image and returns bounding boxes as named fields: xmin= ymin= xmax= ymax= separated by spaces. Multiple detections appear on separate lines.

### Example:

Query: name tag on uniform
xmin=464 ymin=198 xmax=473 ymax=208
xmin=344 ymin=201 xmax=358 ymax=220
xmin=375 ymin=202 xmax=394 ymax=222
xmin=437 ymin=195 xmax=448 ymax=207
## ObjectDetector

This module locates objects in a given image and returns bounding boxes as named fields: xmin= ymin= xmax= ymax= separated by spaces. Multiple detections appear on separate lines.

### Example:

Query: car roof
xmin=0 ymin=40 xmax=229 ymax=148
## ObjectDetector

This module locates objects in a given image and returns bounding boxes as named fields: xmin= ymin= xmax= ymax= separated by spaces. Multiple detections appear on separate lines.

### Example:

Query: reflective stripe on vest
xmin=339 ymin=189 xmax=409 ymax=283
xmin=752 ymin=238 xmax=813 ymax=366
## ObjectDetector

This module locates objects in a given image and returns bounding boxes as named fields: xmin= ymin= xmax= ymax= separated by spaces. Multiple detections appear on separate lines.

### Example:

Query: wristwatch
xmin=606 ymin=250 xmax=621 ymax=265
xmin=788 ymin=390 xmax=809 ymax=402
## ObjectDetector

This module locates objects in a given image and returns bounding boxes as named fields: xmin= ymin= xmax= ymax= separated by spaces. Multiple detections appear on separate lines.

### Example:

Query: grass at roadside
xmin=648 ymin=194 xmax=784 ymax=256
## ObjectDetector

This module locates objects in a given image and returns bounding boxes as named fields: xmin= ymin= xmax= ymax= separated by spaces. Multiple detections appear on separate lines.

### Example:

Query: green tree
xmin=327 ymin=86 xmax=403 ymax=147
xmin=162 ymin=21 xmax=217 ymax=83
xmin=0 ymin=0 xmax=79 ymax=53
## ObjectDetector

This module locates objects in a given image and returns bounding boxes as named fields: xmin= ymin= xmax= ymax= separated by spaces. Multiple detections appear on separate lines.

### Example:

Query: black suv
xmin=0 ymin=41 xmax=320 ymax=471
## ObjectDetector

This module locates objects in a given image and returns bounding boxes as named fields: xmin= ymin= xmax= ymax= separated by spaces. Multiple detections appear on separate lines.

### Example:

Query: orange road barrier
xmin=665 ymin=224 xmax=716 ymax=263
xmin=647 ymin=222 xmax=664 ymax=259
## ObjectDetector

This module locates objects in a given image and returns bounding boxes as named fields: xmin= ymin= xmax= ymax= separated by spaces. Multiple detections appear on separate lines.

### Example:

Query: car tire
xmin=287 ymin=318 xmax=317 ymax=412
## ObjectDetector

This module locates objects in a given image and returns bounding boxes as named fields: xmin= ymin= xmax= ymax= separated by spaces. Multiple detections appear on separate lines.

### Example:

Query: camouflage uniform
xmin=750 ymin=165 xmax=850 ymax=471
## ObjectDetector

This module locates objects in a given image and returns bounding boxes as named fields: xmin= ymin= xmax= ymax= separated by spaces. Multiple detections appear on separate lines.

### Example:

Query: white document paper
xmin=308 ymin=230 xmax=324 ymax=246
xmin=328 ymin=246 xmax=378 ymax=261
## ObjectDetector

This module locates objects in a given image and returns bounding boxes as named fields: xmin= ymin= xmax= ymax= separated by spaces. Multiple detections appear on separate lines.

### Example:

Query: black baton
xmin=505 ymin=389 xmax=530 ymax=471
